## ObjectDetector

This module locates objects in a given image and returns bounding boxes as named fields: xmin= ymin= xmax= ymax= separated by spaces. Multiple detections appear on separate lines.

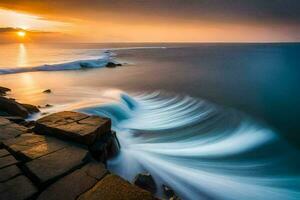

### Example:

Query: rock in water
xmin=133 ymin=172 xmax=157 ymax=194
xmin=162 ymin=184 xmax=175 ymax=198
xmin=162 ymin=184 xmax=181 ymax=200
xmin=0 ymin=86 xmax=11 ymax=96
xmin=21 ymin=103 xmax=40 ymax=114
xmin=105 ymin=62 xmax=122 ymax=68
xmin=89 ymin=130 xmax=120 ymax=162
xmin=0 ymin=97 xmax=29 ymax=118
xmin=43 ymin=89 xmax=52 ymax=93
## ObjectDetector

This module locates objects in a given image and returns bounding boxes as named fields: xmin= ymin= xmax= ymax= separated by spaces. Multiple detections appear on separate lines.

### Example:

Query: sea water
xmin=0 ymin=43 xmax=299 ymax=199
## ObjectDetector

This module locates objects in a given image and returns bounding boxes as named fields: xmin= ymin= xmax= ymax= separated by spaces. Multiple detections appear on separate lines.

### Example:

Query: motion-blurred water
xmin=0 ymin=43 xmax=299 ymax=199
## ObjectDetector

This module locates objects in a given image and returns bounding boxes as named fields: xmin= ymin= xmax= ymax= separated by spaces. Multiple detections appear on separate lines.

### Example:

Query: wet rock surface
xmin=0 ymin=110 xmax=155 ymax=200
xmin=162 ymin=184 xmax=181 ymax=200
xmin=133 ymin=172 xmax=157 ymax=194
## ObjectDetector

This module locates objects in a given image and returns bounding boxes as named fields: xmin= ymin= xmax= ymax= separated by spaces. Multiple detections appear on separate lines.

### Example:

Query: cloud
xmin=0 ymin=0 xmax=300 ymax=25
xmin=0 ymin=1 xmax=299 ymax=42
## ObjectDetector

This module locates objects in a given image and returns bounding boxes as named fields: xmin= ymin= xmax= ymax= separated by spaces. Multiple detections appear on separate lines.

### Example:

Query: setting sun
xmin=17 ymin=31 xmax=26 ymax=37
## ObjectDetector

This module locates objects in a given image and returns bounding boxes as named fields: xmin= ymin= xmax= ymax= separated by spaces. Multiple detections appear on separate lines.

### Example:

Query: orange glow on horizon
xmin=0 ymin=6 xmax=299 ymax=43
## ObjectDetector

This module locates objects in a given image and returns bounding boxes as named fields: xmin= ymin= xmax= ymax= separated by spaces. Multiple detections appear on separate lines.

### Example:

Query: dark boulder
xmin=133 ymin=172 xmax=157 ymax=194
xmin=89 ymin=130 xmax=120 ymax=162
xmin=162 ymin=184 xmax=175 ymax=198
xmin=0 ymin=97 xmax=29 ymax=118
xmin=162 ymin=184 xmax=181 ymax=199
xmin=21 ymin=103 xmax=40 ymax=114
xmin=105 ymin=62 xmax=122 ymax=68
xmin=0 ymin=86 xmax=11 ymax=96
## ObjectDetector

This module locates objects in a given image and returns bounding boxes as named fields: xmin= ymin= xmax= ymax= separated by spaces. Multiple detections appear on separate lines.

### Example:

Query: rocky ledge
xmin=0 ymin=109 xmax=157 ymax=200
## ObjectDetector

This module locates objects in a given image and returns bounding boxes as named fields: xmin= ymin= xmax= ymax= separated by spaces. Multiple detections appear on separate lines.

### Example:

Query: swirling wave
xmin=30 ymin=88 xmax=299 ymax=199
xmin=74 ymin=90 xmax=300 ymax=200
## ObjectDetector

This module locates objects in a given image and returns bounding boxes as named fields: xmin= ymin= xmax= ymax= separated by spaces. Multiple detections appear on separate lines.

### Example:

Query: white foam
xmin=31 ymin=89 xmax=300 ymax=200
xmin=0 ymin=52 xmax=112 ymax=75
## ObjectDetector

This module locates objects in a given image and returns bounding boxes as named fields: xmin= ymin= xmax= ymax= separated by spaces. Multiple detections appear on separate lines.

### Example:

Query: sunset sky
xmin=0 ymin=0 xmax=300 ymax=43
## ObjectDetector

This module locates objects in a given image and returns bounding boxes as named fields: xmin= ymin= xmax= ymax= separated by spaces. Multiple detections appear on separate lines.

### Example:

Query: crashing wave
xmin=0 ymin=51 xmax=113 ymax=75
xmin=73 ymin=90 xmax=300 ymax=200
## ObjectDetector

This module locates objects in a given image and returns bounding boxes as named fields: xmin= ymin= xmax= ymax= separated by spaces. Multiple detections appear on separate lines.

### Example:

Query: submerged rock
xmin=133 ymin=172 xmax=157 ymax=194
xmin=105 ymin=62 xmax=122 ymax=68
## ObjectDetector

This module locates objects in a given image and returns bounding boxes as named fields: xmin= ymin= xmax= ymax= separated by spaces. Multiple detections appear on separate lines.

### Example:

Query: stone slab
xmin=0 ymin=149 xmax=10 ymax=157
xmin=38 ymin=162 xmax=108 ymax=200
xmin=25 ymin=146 xmax=89 ymax=184
xmin=78 ymin=174 xmax=157 ymax=200
xmin=0 ymin=155 xmax=18 ymax=169
xmin=0 ymin=175 xmax=37 ymax=200
xmin=0 ymin=165 xmax=21 ymax=182
xmin=34 ymin=111 xmax=111 ymax=146
xmin=4 ymin=133 xmax=68 ymax=161
xmin=0 ymin=117 xmax=28 ymax=142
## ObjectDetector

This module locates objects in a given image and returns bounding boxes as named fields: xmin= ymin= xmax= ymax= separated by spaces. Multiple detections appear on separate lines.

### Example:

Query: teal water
xmin=0 ymin=43 xmax=299 ymax=199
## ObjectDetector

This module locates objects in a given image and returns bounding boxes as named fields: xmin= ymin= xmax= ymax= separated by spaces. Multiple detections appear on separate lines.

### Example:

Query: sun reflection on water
xmin=17 ymin=43 xmax=27 ymax=67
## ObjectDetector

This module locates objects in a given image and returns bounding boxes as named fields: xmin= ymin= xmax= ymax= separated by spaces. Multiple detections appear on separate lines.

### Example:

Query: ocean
xmin=0 ymin=43 xmax=299 ymax=199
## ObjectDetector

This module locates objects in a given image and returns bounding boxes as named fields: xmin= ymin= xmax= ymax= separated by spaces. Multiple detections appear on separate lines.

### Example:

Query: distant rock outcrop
xmin=105 ymin=62 xmax=122 ymax=68
xmin=0 ymin=87 xmax=40 ymax=119
xmin=43 ymin=89 xmax=52 ymax=93
xmin=0 ymin=97 xmax=30 ymax=118
xmin=0 ymin=86 xmax=11 ymax=96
